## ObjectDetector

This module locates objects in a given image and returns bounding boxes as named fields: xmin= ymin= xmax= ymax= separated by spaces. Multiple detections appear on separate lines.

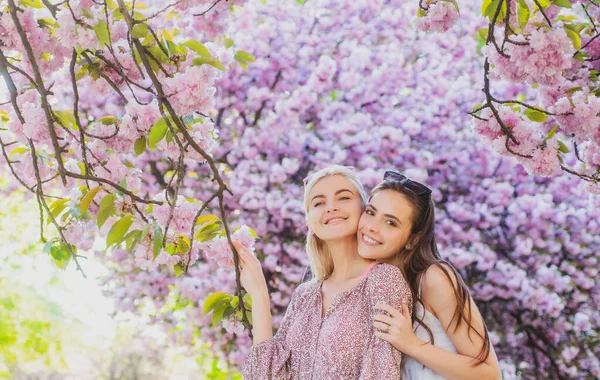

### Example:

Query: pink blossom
xmin=487 ymin=28 xmax=574 ymax=86
xmin=414 ymin=1 xmax=460 ymax=33
xmin=202 ymin=225 xmax=256 ymax=267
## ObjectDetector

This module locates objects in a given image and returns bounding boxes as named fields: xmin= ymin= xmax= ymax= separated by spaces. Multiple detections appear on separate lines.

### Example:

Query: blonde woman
xmin=239 ymin=165 xmax=412 ymax=379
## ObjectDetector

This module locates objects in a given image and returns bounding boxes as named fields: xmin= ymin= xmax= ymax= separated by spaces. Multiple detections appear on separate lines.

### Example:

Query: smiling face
xmin=357 ymin=189 xmax=416 ymax=264
xmin=306 ymin=175 xmax=364 ymax=242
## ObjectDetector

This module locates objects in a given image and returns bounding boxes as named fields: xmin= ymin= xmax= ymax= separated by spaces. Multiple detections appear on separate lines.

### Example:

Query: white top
xmin=402 ymin=276 xmax=458 ymax=380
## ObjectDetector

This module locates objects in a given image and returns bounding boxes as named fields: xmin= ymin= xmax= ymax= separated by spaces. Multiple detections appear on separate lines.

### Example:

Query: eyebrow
xmin=311 ymin=189 xmax=354 ymax=202
xmin=366 ymin=204 xmax=402 ymax=224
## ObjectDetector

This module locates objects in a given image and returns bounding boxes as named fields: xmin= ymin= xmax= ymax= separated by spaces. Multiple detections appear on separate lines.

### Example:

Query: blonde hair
xmin=303 ymin=165 xmax=368 ymax=280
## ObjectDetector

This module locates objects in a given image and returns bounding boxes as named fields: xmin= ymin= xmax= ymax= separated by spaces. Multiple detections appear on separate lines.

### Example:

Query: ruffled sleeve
xmin=360 ymin=263 xmax=413 ymax=380
xmin=242 ymin=282 xmax=309 ymax=380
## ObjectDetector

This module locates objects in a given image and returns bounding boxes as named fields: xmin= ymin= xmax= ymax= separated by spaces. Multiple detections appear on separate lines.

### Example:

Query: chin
xmin=315 ymin=226 xmax=358 ymax=242
xmin=357 ymin=245 xmax=380 ymax=260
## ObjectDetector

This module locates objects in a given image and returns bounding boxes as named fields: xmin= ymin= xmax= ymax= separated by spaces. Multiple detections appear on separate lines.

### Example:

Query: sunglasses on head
xmin=383 ymin=170 xmax=432 ymax=197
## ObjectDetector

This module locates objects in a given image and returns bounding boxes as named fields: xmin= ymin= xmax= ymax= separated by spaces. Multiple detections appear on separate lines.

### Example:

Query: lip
xmin=324 ymin=216 xmax=348 ymax=225
xmin=360 ymin=233 xmax=382 ymax=246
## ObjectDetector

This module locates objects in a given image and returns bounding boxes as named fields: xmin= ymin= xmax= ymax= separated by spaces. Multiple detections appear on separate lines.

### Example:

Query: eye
xmin=386 ymin=220 xmax=397 ymax=227
xmin=339 ymin=196 xmax=350 ymax=201
xmin=364 ymin=208 xmax=374 ymax=216
xmin=313 ymin=201 xmax=324 ymax=207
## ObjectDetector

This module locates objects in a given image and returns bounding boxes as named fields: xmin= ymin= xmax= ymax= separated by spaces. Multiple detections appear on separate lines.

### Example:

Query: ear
xmin=405 ymin=233 xmax=422 ymax=250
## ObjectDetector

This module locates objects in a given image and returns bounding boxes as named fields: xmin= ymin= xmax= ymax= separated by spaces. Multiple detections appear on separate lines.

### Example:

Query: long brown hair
xmin=371 ymin=179 xmax=491 ymax=365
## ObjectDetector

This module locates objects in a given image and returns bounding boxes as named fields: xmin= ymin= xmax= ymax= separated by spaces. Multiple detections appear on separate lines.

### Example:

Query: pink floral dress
xmin=243 ymin=263 xmax=412 ymax=379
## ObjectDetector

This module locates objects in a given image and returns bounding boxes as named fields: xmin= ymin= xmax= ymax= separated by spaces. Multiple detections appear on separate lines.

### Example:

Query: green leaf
xmin=417 ymin=7 xmax=426 ymax=17
xmin=48 ymin=203 xmax=68 ymax=225
xmin=195 ymin=214 xmax=220 ymax=225
xmin=552 ymin=0 xmax=571 ymax=8
xmin=153 ymin=225 xmax=163 ymax=258
xmin=183 ymin=40 xmax=211 ymax=57
xmin=37 ymin=17 xmax=56 ymax=29
xmin=330 ymin=89 xmax=339 ymax=101
xmin=81 ymin=8 xmax=94 ymax=19
xmin=565 ymin=87 xmax=582 ymax=94
xmin=194 ymin=222 xmax=222 ymax=242
xmin=177 ymin=235 xmax=191 ymax=253
xmin=235 ymin=50 xmax=255 ymax=63
xmin=134 ymin=136 xmax=146 ymax=156
xmin=165 ymin=243 xmax=178 ymax=255
xmin=124 ymin=229 xmax=143 ymax=252
xmin=230 ymin=296 xmax=239 ymax=308
xmin=174 ymin=264 xmax=184 ymax=277
xmin=106 ymin=215 xmax=133 ymax=248
xmin=9 ymin=147 xmax=28 ymax=158
xmin=97 ymin=193 xmax=116 ymax=228
xmin=192 ymin=56 xmax=226 ymax=71
xmin=203 ymin=292 xmax=231 ymax=314
xmin=524 ymin=108 xmax=548 ymax=122
xmin=543 ymin=125 xmax=558 ymax=143
xmin=80 ymin=186 xmax=101 ymax=214
xmin=212 ymin=301 xmax=229 ymax=327
xmin=19 ymin=0 xmax=44 ymax=8
xmin=131 ymin=23 xmax=150 ymax=39
xmin=564 ymin=27 xmax=581 ymax=50
xmin=224 ymin=38 xmax=234 ymax=48
xmin=243 ymin=293 xmax=253 ymax=309
xmin=49 ymin=198 xmax=70 ymax=210
xmin=50 ymin=246 xmax=62 ymax=261
xmin=558 ymin=140 xmax=570 ymax=153
xmin=517 ymin=0 xmax=530 ymax=29
xmin=234 ymin=50 xmax=255 ymax=71
xmin=93 ymin=20 xmax=110 ymax=47
xmin=148 ymin=117 xmax=168 ymax=150
xmin=247 ymin=227 xmax=259 ymax=239
xmin=54 ymin=110 xmax=77 ymax=130
xmin=146 ymin=46 xmax=170 ymax=65
xmin=482 ymin=0 xmax=495 ymax=16
xmin=98 ymin=115 xmax=118 ymax=125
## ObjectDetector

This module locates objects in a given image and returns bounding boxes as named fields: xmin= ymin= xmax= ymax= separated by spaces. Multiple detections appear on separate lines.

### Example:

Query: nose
xmin=365 ymin=222 xmax=378 ymax=233
xmin=326 ymin=205 xmax=339 ymax=213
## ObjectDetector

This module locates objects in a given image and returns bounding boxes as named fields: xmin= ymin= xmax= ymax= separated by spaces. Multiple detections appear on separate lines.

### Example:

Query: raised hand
xmin=233 ymin=241 xmax=268 ymax=297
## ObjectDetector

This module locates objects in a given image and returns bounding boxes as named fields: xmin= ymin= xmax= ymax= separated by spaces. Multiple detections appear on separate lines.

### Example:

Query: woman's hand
xmin=233 ymin=241 xmax=268 ymax=298
xmin=373 ymin=303 xmax=422 ymax=354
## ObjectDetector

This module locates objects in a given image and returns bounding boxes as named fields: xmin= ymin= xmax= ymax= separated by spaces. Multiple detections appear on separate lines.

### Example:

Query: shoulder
xmin=366 ymin=263 xmax=412 ymax=308
xmin=292 ymin=279 xmax=318 ymax=301
xmin=421 ymin=263 xmax=460 ymax=295
xmin=421 ymin=263 xmax=462 ymax=308
xmin=367 ymin=263 xmax=409 ymax=293
xmin=368 ymin=262 xmax=403 ymax=281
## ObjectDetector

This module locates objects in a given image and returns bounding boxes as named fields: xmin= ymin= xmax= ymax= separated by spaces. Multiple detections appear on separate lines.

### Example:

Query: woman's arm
xmin=236 ymin=242 xmax=301 ymax=380
xmin=360 ymin=263 xmax=412 ymax=380
xmin=234 ymin=242 xmax=273 ymax=344
xmin=374 ymin=265 xmax=501 ymax=380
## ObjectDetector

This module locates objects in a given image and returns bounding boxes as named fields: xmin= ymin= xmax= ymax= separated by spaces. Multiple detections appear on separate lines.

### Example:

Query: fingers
xmin=402 ymin=303 xmax=411 ymax=318
xmin=374 ymin=331 xmax=393 ymax=343
xmin=373 ymin=321 xmax=390 ymax=331
xmin=374 ymin=303 xmax=401 ymax=318
xmin=373 ymin=313 xmax=395 ymax=326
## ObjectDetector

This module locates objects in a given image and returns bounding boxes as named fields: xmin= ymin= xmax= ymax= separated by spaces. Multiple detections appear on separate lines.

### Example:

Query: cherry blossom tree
xmin=1 ymin=0 xmax=599 ymax=379
xmin=416 ymin=0 xmax=600 ymax=192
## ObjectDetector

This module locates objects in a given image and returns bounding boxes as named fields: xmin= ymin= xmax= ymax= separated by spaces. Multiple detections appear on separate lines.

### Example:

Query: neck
xmin=326 ymin=237 xmax=371 ymax=281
